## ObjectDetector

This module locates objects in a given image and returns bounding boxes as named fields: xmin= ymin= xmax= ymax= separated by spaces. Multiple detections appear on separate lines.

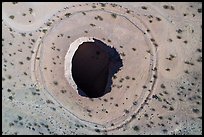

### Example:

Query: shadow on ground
xmin=72 ymin=38 xmax=123 ymax=98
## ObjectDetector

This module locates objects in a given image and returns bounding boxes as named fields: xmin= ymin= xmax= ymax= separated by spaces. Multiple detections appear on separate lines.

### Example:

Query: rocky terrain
xmin=2 ymin=2 xmax=202 ymax=135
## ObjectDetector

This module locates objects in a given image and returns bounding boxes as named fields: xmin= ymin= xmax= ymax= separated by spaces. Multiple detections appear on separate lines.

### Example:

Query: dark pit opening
xmin=72 ymin=38 xmax=123 ymax=98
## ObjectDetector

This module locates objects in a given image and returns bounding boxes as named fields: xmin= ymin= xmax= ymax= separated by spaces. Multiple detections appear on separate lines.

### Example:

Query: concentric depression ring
xmin=31 ymin=3 xmax=158 ymax=131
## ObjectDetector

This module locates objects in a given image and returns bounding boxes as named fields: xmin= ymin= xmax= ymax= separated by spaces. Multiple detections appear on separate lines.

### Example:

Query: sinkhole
xmin=70 ymin=38 xmax=123 ymax=98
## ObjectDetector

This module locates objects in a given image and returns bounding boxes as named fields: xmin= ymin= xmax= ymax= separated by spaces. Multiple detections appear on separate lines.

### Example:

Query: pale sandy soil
xmin=2 ymin=2 xmax=202 ymax=135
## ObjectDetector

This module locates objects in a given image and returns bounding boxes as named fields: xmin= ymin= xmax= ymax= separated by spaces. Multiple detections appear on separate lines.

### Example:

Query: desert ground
xmin=2 ymin=2 xmax=202 ymax=135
